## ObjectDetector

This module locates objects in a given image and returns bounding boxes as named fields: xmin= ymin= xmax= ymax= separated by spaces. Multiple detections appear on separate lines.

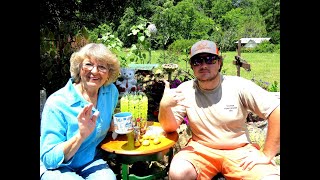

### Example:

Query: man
xmin=158 ymin=40 xmax=280 ymax=180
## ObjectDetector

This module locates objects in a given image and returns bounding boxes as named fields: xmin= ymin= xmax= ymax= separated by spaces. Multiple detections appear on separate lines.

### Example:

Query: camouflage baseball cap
xmin=190 ymin=40 xmax=220 ymax=58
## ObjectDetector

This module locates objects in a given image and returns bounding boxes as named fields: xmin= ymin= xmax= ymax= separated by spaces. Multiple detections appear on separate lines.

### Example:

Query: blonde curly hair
xmin=69 ymin=43 xmax=120 ymax=85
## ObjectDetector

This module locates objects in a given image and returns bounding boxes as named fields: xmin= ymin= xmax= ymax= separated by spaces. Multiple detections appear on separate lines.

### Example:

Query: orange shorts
xmin=173 ymin=140 xmax=280 ymax=180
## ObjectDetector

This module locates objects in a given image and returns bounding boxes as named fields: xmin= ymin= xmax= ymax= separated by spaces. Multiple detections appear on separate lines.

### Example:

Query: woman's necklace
xmin=79 ymin=83 xmax=97 ymax=107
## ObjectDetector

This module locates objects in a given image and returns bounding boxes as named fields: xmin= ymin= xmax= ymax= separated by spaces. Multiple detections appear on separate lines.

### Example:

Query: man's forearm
xmin=158 ymin=103 xmax=179 ymax=133
xmin=262 ymin=106 xmax=280 ymax=161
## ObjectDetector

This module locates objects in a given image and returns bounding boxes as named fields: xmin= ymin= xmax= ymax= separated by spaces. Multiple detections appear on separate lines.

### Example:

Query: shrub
xmin=251 ymin=78 xmax=279 ymax=92
xmin=242 ymin=41 xmax=280 ymax=53
xmin=168 ymin=39 xmax=197 ymax=53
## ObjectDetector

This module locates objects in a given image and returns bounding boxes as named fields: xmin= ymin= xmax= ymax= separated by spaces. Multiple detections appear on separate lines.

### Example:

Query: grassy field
xmin=118 ymin=50 xmax=280 ymax=91
xmin=221 ymin=52 xmax=280 ymax=88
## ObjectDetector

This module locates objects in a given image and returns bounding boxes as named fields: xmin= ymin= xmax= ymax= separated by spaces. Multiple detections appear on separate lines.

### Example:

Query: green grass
xmin=116 ymin=49 xmax=280 ymax=91
xmin=221 ymin=52 xmax=280 ymax=89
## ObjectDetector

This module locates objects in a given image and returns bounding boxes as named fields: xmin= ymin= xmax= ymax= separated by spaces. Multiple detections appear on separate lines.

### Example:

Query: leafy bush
xmin=251 ymin=78 xmax=279 ymax=92
xmin=255 ymin=41 xmax=276 ymax=53
xmin=269 ymin=30 xmax=280 ymax=44
xmin=268 ymin=81 xmax=279 ymax=92
xmin=40 ymin=27 xmax=90 ymax=96
xmin=242 ymin=41 xmax=279 ymax=53
xmin=167 ymin=39 xmax=197 ymax=53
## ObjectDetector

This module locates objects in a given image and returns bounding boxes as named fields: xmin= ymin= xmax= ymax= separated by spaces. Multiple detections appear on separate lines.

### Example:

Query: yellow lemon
xmin=153 ymin=137 xmax=161 ymax=145
xmin=142 ymin=140 xmax=150 ymax=146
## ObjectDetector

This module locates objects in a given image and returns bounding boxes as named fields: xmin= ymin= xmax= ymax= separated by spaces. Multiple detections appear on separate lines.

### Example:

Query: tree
xmin=40 ymin=0 xmax=280 ymax=95
xmin=256 ymin=0 xmax=280 ymax=44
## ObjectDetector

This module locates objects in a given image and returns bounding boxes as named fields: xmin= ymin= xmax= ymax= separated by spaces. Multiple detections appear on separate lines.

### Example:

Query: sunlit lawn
xmin=116 ymin=50 xmax=280 ymax=91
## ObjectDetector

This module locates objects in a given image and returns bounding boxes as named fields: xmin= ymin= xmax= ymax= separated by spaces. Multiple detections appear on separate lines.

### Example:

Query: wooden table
xmin=101 ymin=121 xmax=178 ymax=180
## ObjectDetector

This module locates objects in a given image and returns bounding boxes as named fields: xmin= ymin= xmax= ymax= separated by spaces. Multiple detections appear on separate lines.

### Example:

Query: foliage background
xmin=40 ymin=0 xmax=280 ymax=96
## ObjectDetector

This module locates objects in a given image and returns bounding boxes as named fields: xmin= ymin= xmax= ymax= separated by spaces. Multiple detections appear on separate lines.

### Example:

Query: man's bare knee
xmin=169 ymin=158 xmax=197 ymax=180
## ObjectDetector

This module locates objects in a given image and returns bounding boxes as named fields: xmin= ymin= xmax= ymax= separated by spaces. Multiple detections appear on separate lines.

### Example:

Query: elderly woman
xmin=40 ymin=43 xmax=120 ymax=179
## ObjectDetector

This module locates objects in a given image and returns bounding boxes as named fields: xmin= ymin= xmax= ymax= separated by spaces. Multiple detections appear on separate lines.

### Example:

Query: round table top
xmin=101 ymin=121 xmax=178 ymax=155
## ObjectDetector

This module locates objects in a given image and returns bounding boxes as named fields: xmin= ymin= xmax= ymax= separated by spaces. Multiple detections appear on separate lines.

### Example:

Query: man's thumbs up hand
xmin=163 ymin=79 xmax=171 ymax=93
xmin=160 ymin=79 xmax=189 ymax=108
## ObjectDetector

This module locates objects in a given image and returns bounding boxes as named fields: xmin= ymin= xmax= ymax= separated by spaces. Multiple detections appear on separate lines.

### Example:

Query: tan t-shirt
xmin=172 ymin=74 xmax=280 ymax=149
